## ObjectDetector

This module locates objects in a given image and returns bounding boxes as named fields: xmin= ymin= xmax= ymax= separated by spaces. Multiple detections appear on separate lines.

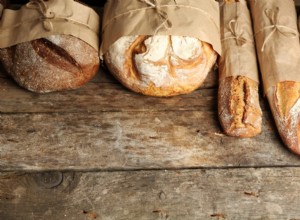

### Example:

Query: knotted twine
xmin=141 ymin=0 xmax=174 ymax=34
xmin=0 ymin=0 xmax=99 ymax=50
xmin=26 ymin=0 xmax=69 ymax=32
xmin=219 ymin=1 xmax=259 ymax=82
xmin=221 ymin=19 xmax=252 ymax=47
xmin=255 ymin=7 xmax=298 ymax=52
xmin=250 ymin=0 xmax=300 ymax=94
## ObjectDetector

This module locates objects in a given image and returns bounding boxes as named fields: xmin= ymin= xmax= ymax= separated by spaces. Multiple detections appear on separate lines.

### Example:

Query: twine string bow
xmin=224 ymin=19 xmax=248 ymax=46
xmin=257 ymin=7 xmax=298 ymax=52
xmin=26 ymin=0 xmax=55 ymax=31
xmin=140 ymin=0 xmax=175 ymax=34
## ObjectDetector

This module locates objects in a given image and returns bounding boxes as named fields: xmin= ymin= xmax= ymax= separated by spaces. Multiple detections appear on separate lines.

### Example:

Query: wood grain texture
xmin=0 ymin=62 xmax=299 ymax=172
xmin=0 ymin=69 xmax=218 ymax=113
xmin=0 ymin=67 xmax=299 ymax=172
xmin=1 ymin=4 xmax=299 ymax=219
xmin=0 ymin=78 xmax=217 ymax=113
xmin=0 ymin=109 xmax=299 ymax=171
xmin=1 ymin=168 xmax=300 ymax=220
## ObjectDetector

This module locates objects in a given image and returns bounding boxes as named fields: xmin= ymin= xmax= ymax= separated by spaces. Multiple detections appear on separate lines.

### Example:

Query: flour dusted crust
xmin=218 ymin=76 xmax=262 ymax=138
xmin=104 ymin=35 xmax=218 ymax=97
xmin=218 ymin=0 xmax=262 ymax=138
xmin=249 ymin=0 xmax=300 ymax=154
xmin=267 ymin=82 xmax=300 ymax=155
xmin=0 ymin=35 xmax=99 ymax=93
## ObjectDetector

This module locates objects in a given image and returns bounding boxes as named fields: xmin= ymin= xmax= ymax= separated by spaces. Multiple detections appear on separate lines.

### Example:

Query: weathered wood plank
xmin=0 ymin=78 xmax=218 ymax=114
xmin=0 ymin=72 xmax=221 ymax=114
xmin=1 ymin=168 xmax=300 ymax=220
xmin=0 ymin=65 xmax=219 ymax=113
xmin=0 ymin=110 xmax=299 ymax=171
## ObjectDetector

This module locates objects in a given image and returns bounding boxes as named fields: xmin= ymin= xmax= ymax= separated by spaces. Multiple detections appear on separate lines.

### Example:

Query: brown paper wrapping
xmin=0 ymin=0 xmax=100 ymax=51
xmin=100 ymin=0 xmax=221 ymax=57
xmin=250 ymin=0 xmax=300 ymax=94
xmin=219 ymin=0 xmax=259 ymax=83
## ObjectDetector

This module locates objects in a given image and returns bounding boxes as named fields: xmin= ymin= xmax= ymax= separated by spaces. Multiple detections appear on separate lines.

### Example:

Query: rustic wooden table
xmin=0 ymin=64 xmax=300 ymax=219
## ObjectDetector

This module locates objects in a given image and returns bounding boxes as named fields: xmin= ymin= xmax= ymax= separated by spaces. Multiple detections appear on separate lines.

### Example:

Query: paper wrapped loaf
xmin=218 ymin=0 xmax=262 ymax=138
xmin=101 ymin=0 xmax=221 ymax=97
xmin=0 ymin=0 xmax=100 ymax=93
xmin=250 ymin=0 xmax=300 ymax=155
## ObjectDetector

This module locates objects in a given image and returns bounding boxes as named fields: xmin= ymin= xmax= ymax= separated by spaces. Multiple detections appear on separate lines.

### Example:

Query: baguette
xmin=218 ymin=76 xmax=262 ymax=138
xmin=266 ymin=82 xmax=300 ymax=154
xmin=218 ymin=0 xmax=262 ymax=138
xmin=0 ymin=1 xmax=99 ymax=93
xmin=250 ymin=0 xmax=300 ymax=155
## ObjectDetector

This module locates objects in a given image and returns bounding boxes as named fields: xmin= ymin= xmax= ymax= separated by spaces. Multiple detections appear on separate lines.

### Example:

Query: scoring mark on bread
xmin=31 ymin=38 xmax=82 ymax=74
xmin=125 ymin=35 xmax=149 ymax=80
xmin=127 ymin=35 xmax=206 ymax=80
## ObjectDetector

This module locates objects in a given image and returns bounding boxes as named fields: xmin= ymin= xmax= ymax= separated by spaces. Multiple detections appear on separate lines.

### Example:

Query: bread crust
xmin=249 ymin=0 xmax=300 ymax=155
xmin=0 ymin=35 xmax=99 ymax=93
xmin=218 ymin=0 xmax=262 ymax=137
xmin=104 ymin=35 xmax=217 ymax=97
xmin=218 ymin=76 xmax=262 ymax=138
xmin=267 ymin=82 xmax=300 ymax=155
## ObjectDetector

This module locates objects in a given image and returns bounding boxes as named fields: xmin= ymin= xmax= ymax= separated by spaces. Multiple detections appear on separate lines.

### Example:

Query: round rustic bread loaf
xmin=104 ymin=35 xmax=217 ymax=97
xmin=0 ymin=34 xmax=99 ymax=93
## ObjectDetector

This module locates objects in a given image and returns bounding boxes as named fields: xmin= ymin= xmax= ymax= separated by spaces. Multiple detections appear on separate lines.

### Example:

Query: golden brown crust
xmin=104 ymin=35 xmax=217 ymax=97
xmin=218 ymin=76 xmax=262 ymax=138
xmin=0 ymin=35 xmax=99 ymax=93
xmin=267 ymin=81 xmax=300 ymax=155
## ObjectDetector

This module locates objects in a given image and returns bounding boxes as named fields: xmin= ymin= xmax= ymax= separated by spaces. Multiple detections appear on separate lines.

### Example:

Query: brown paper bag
xmin=219 ymin=0 xmax=259 ymax=82
xmin=100 ymin=0 xmax=221 ymax=57
xmin=0 ymin=0 xmax=100 ymax=51
xmin=250 ymin=0 xmax=300 ymax=94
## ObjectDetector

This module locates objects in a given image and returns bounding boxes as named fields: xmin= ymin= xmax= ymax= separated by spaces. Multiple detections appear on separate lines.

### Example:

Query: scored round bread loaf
xmin=0 ymin=34 xmax=100 ymax=93
xmin=104 ymin=35 xmax=218 ymax=97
